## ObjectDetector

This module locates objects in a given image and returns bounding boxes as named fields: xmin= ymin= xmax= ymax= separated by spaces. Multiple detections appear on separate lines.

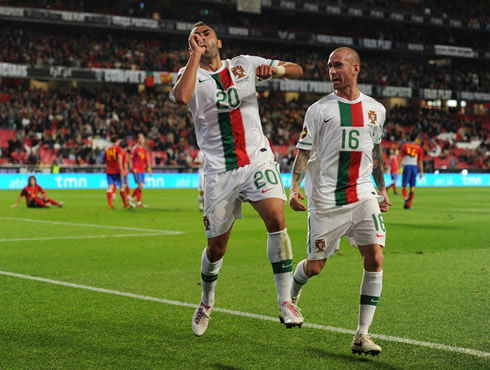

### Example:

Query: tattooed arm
xmin=372 ymin=143 xmax=386 ymax=191
xmin=289 ymin=149 xmax=312 ymax=211
xmin=372 ymin=143 xmax=392 ymax=212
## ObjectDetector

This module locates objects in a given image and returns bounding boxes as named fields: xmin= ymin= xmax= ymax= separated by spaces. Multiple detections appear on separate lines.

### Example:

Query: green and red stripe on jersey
xmin=212 ymin=68 xmax=250 ymax=171
xmin=334 ymin=101 xmax=364 ymax=206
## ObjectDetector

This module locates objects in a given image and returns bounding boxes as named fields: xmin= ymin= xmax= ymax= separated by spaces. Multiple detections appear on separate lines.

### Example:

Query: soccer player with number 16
xmin=289 ymin=47 xmax=391 ymax=356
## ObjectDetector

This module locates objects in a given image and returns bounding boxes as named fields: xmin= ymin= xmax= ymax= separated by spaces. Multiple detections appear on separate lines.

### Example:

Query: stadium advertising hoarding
xmin=1 ymin=61 xmax=487 ymax=101
xmin=1 ymin=173 xmax=489 ymax=190
xmin=0 ymin=62 xmax=174 ymax=86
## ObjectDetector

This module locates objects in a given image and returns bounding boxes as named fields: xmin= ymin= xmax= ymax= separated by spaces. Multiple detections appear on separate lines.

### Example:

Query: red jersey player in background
xmin=112 ymin=141 xmax=135 ymax=207
xmin=386 ymin=148 xmax=400 ymax=195
xmin=131 ymin=133 xmax=152 ymax=208
xmin=400 ymin=133 xmax=424 ymax=209
xmin=103 ymin=136 xmax=129 ymax=209
xmin=11 ymin=175 xmax=63 ymax=208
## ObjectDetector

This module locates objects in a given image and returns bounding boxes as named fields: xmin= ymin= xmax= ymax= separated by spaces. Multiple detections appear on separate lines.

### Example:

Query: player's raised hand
xmin=188 ymin=33 xmax=206 ymax=57
xmin=256 ymin=64 xmax=275 ymax=81
xmin=289 ymin=189 xmax=307 ymax=212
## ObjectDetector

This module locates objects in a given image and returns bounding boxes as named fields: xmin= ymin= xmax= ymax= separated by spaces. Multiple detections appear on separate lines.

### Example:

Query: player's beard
xmin=201 ymin=43 xmax=219 ymax=62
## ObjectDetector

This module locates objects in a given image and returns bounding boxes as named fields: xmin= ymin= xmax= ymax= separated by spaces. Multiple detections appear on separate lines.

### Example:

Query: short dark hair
xmin=192 ymin=21 xmax=217 ymax=37
xmin=111 ymin=135 xmax=119 ymax=143
xmin=193 ymin=21 xmax=206 ymax=28
xmin=410 ymin=132 xmax=418 ymax=142
xmin=120 ymin=140 xmax=127 ymax=148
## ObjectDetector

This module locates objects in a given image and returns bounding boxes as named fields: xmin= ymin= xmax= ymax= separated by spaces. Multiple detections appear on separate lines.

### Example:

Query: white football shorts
xmin=198 ymin=168 xmax=204 ymax=193
xmin=306 ymin=198 xmax=386 ymax=260
xmin=203 ymin=160 xmax=286 ymax=238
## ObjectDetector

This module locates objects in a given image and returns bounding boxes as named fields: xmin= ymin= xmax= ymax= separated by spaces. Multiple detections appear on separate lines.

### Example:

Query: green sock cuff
xmin=360 ymin=295 xmax=380 ymax=306
xmin=271 ymin=259 xmax=293 ymax=274
xmin=201 ymin=273 xmax=218 ymax=283
xmin=293 ymin=276 xmax=306 ymax=286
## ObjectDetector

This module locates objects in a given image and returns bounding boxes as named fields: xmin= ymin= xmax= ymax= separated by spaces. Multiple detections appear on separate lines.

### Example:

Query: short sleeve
xmin=20 ymin=188 xmax=26 ymax=196
xmin=244 ymin=55 xmax=280 ymax=70
xmin=374 ymin=105 xmax=386 ymax=145
xmin=169 ymin=66 xmax=189 ymax=103
xmin=296 ymin=105 xmax=318 ymax=151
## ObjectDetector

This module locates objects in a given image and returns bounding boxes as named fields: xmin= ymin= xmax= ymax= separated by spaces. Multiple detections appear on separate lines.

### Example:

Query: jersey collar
xmin=333 ymin=91 xmax=363 ymax=104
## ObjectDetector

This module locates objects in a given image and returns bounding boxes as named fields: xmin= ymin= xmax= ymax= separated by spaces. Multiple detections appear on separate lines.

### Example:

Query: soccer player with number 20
xmin=170 ymin=21 xmax=304 ymax=336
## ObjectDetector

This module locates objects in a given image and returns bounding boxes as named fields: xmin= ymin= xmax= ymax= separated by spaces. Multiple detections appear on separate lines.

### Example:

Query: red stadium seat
xmin=0 ymin=130 xmax=16 ymax=149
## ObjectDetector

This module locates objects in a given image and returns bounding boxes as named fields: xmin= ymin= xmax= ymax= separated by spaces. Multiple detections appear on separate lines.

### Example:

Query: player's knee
xmin=264 ymin=212 xmax=285 ymax=232
xmin=304 ymin=260 xmax=325 ymax=277
xmin=207 ymin=238 xmax=229 ymax=261
xmin=206 ymin=245 xmax=225 ymax=262
xmin=364 ymin=250 xmax=384 ymax=271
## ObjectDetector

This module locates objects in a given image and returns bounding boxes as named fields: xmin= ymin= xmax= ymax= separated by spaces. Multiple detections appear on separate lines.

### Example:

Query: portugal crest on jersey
xmin=368 ymin=110 xmax=377 ymax=125
xmin=231 ymin=65 xmax=247 ymax=79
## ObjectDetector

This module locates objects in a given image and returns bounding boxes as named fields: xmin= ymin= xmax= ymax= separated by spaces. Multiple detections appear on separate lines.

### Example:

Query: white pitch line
xmin=0 ymin=270 xmax=488 ymax=359
xmin=0 ymin=233 xmax=172 ymax=243
xmin=0 ymin=217 xmax=183 ymax=235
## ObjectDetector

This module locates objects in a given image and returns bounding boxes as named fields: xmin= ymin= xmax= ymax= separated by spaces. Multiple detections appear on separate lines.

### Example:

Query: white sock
xmin=267 ymin=229 xmax=293 ymax=306
xmin=356 ymin=270 xmax=383 ymax=336
xmin=200 ymin=247 xmax=223 ymax=307
xmin=291 ymin=259 xmax=310 ymax=299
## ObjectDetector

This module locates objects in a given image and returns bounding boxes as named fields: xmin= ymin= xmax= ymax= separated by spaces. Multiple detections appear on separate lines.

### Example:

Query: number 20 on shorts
xmin=254 ymin=165 xmax=284 ymax=194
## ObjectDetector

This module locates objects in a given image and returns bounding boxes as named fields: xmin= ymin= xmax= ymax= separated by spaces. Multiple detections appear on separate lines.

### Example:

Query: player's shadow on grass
xmin=306 ymin=347 xmax=399 ymax=369
xmin=209 ymin=364 xmax=242 ymax=370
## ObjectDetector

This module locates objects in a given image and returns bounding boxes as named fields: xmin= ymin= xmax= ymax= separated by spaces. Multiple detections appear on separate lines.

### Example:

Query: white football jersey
xmin=297 ymin=92 xmax=386 ymax=212
xmin=172 ymin=55 xmax=278 ymax=174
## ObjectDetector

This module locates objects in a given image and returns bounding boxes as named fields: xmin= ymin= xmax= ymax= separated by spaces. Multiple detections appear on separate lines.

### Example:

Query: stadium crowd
xmin=2 ymin=26 xmax=488 ymax=92
xmin=4 ymin=0 xmax=488 ymax=26
xmin=0 ymin=85 xmax=488 ymax=170
xmin=0 ymin=86 xmax=197 ymax=168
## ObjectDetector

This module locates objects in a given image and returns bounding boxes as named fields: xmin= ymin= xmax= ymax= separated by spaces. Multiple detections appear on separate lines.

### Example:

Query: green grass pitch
xmin=0 ymin=187 xmax=488 ymax=369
